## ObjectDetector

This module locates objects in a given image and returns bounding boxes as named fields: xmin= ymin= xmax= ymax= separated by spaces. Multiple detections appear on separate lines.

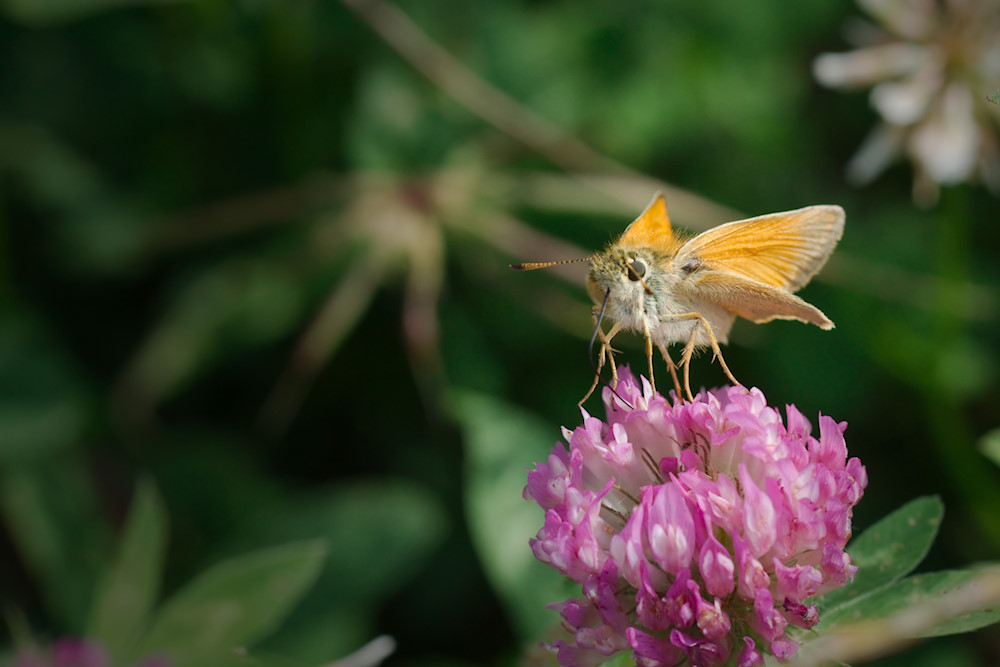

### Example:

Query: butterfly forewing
xmin=676 ymin=205 xmax=844 ymax=292
xmin=617 ymin=194 xmax=683 ymax=253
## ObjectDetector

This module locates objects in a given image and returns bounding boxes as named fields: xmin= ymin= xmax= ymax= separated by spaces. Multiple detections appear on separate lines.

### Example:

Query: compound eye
xmin=627 ymin=258 xmax=646 ymax=281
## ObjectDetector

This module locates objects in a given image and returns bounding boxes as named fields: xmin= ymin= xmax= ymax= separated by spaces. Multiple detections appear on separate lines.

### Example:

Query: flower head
xmin=524 ymin=368 xmax=867 ymax=665
xmin=813 ymin=0 xmax=1000 ymax=205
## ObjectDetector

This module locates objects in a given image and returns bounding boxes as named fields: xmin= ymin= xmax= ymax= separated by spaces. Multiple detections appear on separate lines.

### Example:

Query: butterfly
xmin=513 ymin=194 xmax=844 ymax=401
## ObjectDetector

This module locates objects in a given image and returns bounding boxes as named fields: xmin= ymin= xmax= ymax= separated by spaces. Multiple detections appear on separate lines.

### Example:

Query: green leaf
xmin=237 ymin=480 xmax=448 ymax=665
xmin=0 ymin=459 xmax=109 ymax=628
xmin=455 ymin=391 xmax=568 ymax=643
xmin=978 ymin=428 xmax=1000 ymax=468
xmin=121 ymin=259 xmax=306 ymax=407
xmin=989 ymin=90 xmax=1000 ymax=105
xmin=235 ymin=480 xmax=447 ymax=606
xmin=132 ymin=540 xmax=327 ymax=667
xmin=257 ymin=606 xmax=375 ymax=667
xmin=813 ymin=565 xmax=1000 ymax=645
xmin=86 ymin=479 xmax=168 ymax=661
xmin=820 ymin=496 xmax=943 ymax=613
xmin=911 ymin=566 xmax=1000 ymax=637
xmin=0 ymin=313 xmax=89 ymax=463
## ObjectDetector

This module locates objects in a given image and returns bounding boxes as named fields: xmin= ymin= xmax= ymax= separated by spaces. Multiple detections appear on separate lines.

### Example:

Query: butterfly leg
xmin=662 ymin=313 xmax=743 ymax=401
xmin=687 ymin=313 xmax=740 ymax=389
xmin=679 ymin=330 xmax=699 ymax=402
xmin=603 ymin=321 xmax=623 ymax=390
xmin=641 ymin=315 xmax=656 ymax=393
xmin=656 ymin=342 xmax=684 ymax=405
xmin=580 ymin=361 xmax=603 ymax=406
xmin=580 ymin=339 xmax=611 ymax=405
xmin=581 ymin=344 xmax=606 ymax=405
xmin=607 ymin=343 xmax=620 ymax=391
xmin=696 ymin=316 xmax=740 ymax=388
xmin=580 ymin=320 xmax=623 ymax=404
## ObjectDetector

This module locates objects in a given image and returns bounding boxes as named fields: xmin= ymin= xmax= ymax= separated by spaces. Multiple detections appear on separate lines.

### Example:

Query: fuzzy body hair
xmin=587 ymin=246 xmax=737 ymax=348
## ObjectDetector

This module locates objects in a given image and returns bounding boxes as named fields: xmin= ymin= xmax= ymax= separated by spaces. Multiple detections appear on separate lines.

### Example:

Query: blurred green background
xmin=1 ymin=0 xmax=999 ymax=665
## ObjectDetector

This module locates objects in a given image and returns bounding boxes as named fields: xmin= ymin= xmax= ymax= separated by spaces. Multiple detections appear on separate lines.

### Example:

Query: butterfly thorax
xmin=587 ymin=245 xmax=737 ymax=347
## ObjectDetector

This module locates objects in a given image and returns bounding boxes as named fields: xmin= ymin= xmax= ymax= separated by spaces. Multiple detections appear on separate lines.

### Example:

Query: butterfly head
xmin=587 ymin=246 xmax=666 ymax=315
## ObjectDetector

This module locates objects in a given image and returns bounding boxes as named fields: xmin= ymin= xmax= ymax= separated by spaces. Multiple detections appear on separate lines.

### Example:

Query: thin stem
xmin=340 ymin=0 xmax=626 ymax=177
xmin=257 ymin=252 xmax=387 ymax=435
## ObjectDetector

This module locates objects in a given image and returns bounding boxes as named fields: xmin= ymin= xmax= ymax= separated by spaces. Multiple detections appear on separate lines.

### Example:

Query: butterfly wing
xmin=617 ymin=193 xmax=684 ymax=254
xmin=689 ymin=271 xmax=834 ymax=328
xmin=675 ymin=205 xmax=844 ymax=292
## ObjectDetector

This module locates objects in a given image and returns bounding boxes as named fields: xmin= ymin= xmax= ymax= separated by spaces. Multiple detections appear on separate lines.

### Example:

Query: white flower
xmin=814 ymin=0 xmax=1000 ymax=205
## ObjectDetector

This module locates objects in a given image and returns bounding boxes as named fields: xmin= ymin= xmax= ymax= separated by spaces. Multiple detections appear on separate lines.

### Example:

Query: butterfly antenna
xmin=510 ymin=257 xmax=593 ymax=271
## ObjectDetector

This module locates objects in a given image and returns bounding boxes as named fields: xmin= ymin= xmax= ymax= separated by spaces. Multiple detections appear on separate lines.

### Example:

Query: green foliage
xmin=820 ymin=496 xmax=943 ymax=613
xmin=979 ymin=428 xmax=1000 ymax=468
xmin=1 ymin=0 xmax=183 ymax=26
xmin=239 ymin=481 xmax=448 ymax=664
xmin=808 ymin=497 xmax=1000 ymax=659
xmin=2 ymin=0 xmax=1000 ymax=664
xmin=5 ymin=480 xmax=327 ymax=666
xmin=0 ymin=313 xmax=90 ymax=462
xmin=456 ymin=392 xmax=567 ymax=642
xmin=873 ymin=568 xmax=1000 ymax=638
xmin=0 ymin=460 xmax=108 ymax=629
xmin=86 ymin=479 xmax=167 ymax=661
xmin=133 ymin=540 xmax=327 ymax=667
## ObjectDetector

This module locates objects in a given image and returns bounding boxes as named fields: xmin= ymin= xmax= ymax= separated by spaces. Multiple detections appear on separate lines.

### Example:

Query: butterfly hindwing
xmin=685 ymin=270 xmax=834 ymax=329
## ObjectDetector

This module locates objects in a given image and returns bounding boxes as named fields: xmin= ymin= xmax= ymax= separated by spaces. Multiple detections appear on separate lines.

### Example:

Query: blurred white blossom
xmin=814 ymin=0 xmax=1000 ymax=205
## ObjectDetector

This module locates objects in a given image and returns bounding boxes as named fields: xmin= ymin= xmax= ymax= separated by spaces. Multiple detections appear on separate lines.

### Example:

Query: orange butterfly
xmin=513 ymin=194 xmax=844 ymax=401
